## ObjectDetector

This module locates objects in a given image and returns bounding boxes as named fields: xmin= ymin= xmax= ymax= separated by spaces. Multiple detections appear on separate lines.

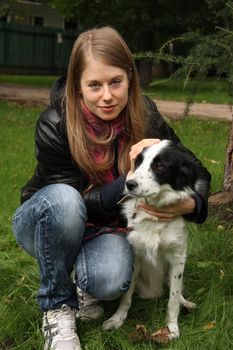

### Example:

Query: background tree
xmin=51 ymin=0 xmax=229 ymax=51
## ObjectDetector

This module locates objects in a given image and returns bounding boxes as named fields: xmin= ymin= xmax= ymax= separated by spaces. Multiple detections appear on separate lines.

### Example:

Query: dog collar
xmin=117 ymin=194 xmax=132 ymax=205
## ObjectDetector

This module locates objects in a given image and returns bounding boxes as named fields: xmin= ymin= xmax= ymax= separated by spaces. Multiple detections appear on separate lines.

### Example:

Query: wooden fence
xmin=0 ymin=22 xmax=78 ymax=74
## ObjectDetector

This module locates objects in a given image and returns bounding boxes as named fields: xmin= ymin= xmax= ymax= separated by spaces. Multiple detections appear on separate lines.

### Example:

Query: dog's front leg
xmin=102 ymin=257 xmax=141 ymax=331
xmin=166 ymin=254 xmax=186 ymax=339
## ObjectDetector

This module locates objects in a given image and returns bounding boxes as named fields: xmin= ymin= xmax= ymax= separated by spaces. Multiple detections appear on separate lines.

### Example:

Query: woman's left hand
xmin=127 ymin=138 xmax=161 ymax=179
xmin=138 ymin=197 xmax=196 ymax=222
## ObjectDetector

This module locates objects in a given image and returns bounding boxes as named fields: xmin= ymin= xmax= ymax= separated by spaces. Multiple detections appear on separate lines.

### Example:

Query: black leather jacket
xmin=21 ymin=77 xmax=211 ymax=224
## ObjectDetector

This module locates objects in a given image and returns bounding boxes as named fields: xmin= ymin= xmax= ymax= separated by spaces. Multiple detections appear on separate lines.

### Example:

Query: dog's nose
xmin=126 ymin=179 xmax=138 ymax=192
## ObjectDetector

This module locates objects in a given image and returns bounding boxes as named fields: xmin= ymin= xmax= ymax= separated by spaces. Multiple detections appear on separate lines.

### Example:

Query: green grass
xmin=0 ymin=100 xmax=232 ymax=349
xmin=144 ymin=78 xmax=232 ymax=104
xmin=0 ymin=74 xmax=58 ymax=88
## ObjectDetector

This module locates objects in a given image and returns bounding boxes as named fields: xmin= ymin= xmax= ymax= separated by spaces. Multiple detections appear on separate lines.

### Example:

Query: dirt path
xmin=0 ymin=84 xmax=232 ymax=122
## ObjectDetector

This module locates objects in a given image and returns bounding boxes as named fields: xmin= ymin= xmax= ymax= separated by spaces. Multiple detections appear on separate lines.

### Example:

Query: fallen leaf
xmin=136 ymin=324 xmax=147 ymax=332
xmin=128 ymin=324 xmax=170 ymax=344
xmin=204 ymin=157 xmax=220 ymax=164
xmin=203 ymin=321 xmax=216 ymax=330
xmin=151 ymin=326 xmax=171 ymax=344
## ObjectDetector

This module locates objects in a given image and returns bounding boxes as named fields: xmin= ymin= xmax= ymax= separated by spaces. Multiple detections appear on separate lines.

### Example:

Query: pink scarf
xmin=82 ymin=102 xmax=127 ymax=183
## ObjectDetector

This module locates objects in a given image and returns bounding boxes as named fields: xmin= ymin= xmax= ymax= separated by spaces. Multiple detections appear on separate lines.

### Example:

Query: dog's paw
xmin=167 ymin=323 xmax=180 ymax=339
xmin=102 ymin=317 xmax=124 ymax=331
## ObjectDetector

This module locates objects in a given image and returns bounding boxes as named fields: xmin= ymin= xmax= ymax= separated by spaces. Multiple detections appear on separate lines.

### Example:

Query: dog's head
xmin=125 ymin=140 xmax=201 ymax=198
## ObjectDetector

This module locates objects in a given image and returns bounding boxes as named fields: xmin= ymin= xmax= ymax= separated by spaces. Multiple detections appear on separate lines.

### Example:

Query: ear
xmin=180 ymin=160 xmax=197 ymax=188
xmin=180 ymin=161 xmax=192 ymax=176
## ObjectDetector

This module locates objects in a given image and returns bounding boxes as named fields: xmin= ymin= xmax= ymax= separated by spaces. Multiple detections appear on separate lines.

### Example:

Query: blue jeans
xmin=12 ymin=184 xmax=134 ymax=311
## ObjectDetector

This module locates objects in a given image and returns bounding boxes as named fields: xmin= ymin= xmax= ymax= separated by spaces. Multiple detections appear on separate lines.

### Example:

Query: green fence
xmin=0 ymin=22 xmax=78 ymax=74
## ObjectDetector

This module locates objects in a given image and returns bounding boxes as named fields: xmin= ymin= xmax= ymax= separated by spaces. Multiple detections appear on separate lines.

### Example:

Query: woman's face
xmin=80 ymin=55 xmax=129 ymax=121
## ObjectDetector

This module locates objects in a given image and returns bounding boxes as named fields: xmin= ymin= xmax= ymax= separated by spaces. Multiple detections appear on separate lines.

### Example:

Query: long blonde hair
xmin=66 ymin=26 xmax=147 ymax=186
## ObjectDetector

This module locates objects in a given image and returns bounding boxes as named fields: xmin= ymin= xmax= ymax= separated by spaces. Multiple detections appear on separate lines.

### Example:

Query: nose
xmin=102 ymin=85 xmax=112 ymax=101
xmin=126 ymin=180 xmax=138 ymax=192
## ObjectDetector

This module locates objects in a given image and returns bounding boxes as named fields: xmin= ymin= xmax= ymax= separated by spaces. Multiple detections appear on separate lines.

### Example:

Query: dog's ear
xmin=179 ymin=158 xmax=197 ymax=189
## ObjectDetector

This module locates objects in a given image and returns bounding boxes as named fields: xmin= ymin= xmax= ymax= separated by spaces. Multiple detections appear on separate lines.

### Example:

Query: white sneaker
xmin=76 ymin=287 xmax=104 ymax=321
xmin=42 ymin=304 xmax=81 ymax=350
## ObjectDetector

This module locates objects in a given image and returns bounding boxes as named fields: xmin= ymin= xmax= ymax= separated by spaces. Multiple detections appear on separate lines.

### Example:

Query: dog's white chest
xmin=124 ymin=199 xmax=187 ymax=266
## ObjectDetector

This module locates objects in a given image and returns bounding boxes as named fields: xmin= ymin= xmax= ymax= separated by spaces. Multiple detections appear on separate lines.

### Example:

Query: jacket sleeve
xmin=83 ymin=175 xmax=126 ymax=222
xmin=34 ymin=107 xmax=85 ymax=191
xmin=144 ymin=96 xmax=211 ymax=223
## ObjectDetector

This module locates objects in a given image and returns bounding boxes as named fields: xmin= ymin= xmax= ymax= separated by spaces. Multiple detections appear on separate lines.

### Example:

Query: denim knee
xmin=76 ymin=233 xmax=134 ymax=301
xmin=99 ymin=259 xmax=133 ymax=300
xmin=13 ymin=184 xmax=87 ymax=257
xmin=39 ymin=184 xmax=87 ymax=237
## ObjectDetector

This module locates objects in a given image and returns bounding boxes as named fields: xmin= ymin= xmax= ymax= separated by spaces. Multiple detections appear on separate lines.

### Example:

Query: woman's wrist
xmin=183 ymin=197 xmax=196 ymax=215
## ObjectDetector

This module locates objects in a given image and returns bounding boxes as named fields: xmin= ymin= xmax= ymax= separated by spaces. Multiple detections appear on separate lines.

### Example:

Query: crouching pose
xmin=12 ymin=26 xmax=211 ymax=350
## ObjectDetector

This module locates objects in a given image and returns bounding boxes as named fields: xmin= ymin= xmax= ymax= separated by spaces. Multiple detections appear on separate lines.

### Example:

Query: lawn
xmin=144 ymin=78 xmax=232 ymax=104
xmin=0 ymin=100 xmax=232 ymax=350
xmin=0 ymin=75 xmax=58 ymax=88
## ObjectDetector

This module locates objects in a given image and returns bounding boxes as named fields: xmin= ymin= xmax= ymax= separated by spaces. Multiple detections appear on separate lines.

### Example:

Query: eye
xmin=88 ymin=82 xmax=100 ymax=90
xmin=111 ymin=79 xmax=122 ymax=87
xmin=154 ymin=161 xmax=164 ymax=170
xmin=151 ymin=158 xmax=165 ymax=171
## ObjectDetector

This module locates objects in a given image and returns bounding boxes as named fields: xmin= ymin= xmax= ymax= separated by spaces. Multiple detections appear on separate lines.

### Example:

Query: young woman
xmin=12 ymin=26 xmax=211 ymax=350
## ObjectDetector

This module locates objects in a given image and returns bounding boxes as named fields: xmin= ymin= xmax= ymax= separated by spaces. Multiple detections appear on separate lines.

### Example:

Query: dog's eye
xmin=152 ymin=160 xmax=164 ymax=171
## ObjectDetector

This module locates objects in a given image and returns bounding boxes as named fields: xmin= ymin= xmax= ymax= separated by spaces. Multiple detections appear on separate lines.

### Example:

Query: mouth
xmin=99 ymin=105 xmax=117 ymax=113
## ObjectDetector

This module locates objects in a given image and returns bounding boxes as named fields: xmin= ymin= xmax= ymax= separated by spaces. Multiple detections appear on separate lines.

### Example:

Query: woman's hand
xmin=138 ymin=197 xmax=196 ymax=222
xmin=127 ymin=138 xmax=160 ymax=179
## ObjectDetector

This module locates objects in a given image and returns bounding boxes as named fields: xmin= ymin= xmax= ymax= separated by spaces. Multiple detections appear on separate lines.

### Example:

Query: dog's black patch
xmin=150 ymin=143 xmax=202 ymax=191
xmin=134 ymin=151 xmax=144 ymax=170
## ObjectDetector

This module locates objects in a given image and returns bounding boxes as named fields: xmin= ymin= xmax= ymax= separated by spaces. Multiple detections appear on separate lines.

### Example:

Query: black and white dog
xmin=102 ymin=140 xmax=201 ymax=340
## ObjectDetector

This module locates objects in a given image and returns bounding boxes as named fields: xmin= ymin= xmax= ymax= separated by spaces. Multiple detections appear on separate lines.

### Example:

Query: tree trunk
xmin=209 ymin=113 xmax=233 ymax=206
xmin=138 ymin=60 xmax=153 ymax=88
xmin=138 ymin=30 xmax=154 ymax=88
xmin=223 ymin=114 xmax=233 ymax=192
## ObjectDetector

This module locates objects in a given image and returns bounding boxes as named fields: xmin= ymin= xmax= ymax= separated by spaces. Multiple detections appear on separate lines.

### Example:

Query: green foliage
xmin=51 ymin=0 xmax=232 ymax=51
xmin=128 ymin=2 xmax=233 ymax=100
xmin=0 ymin=100 xmax=232 ymax=349
xmin=136 ymin=21 xmax=233 ymax=107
